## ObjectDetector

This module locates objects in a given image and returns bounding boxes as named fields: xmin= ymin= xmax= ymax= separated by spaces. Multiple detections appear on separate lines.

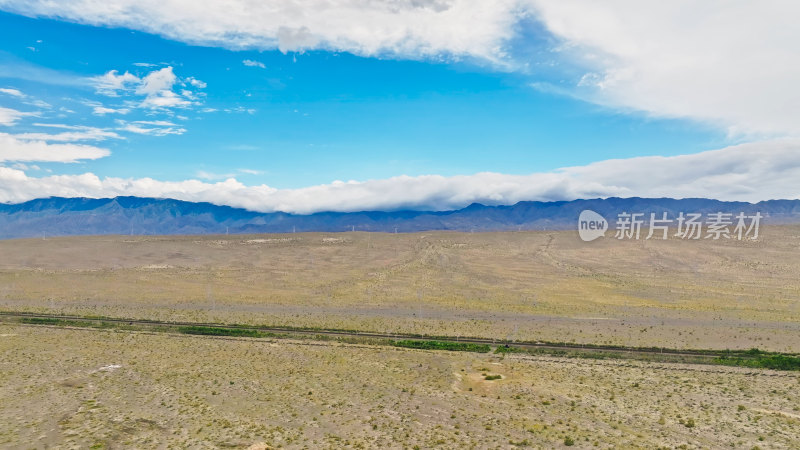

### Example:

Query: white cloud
xmin=33 ymin=123 xmax=91 ymax=130
xmin=18 ymin=124 xmax=122 ymax=142
xmin=0 ymin=133 xmax=110 ymax=163
xmin=133 ymin=120 xmax=177 ymax=127
xmin=0 ymin=107 xmax=35 ymax=126
xmin=1 ymin=140 xmax=799 ymax=211
xmin=186 ymin=77 xmax=206 ymax=88
xmin=83 ymin=100 xmax=131 ymax=116
xmin=139 ymin=90 xmax=192 ymax=109
xmin=0 ymin=88 xmax=25 ymax=97
xmin=117 ymin=122 xmax=186 ymax=136
xmin=242 ymin=59 xmax=266 ymax=69
xmin=7 ymin=1 xmax=799 ymax=136
xmin=14 ymin=131 xmax=118 ymax=142
xmin=92 ymin=105 xmax=130 ymax=115
xmin=557 ymin=139 xmax=800 ymax=201
xmin=90 ymin=66 xmax=204 ymax=110
xmin=10 ymin=163 xmax=41 ymax=171
xmin=91 ymin=70 xmax=140 ymax=96
xmin=527 ymin=1 xmax=800 ymax=136
xmin=0 ymin=0 xmax=523 ymax=63
xmin=135 ymin=66 xmax=176 ymax=96
xmin=224 ymin=106 xmax=256 ymax=114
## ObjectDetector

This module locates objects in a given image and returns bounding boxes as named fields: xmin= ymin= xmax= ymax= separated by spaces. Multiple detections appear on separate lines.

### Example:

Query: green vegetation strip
xmin=177 ymin=326 xmax=276 ymax=338
xmin=392 ymin=339 xmax=490 ymax=353
xmin=20 ymin=317 xmax=109 ymax=328
xmin=713 ymin=349 xmax=800 ymax=371
xmin=495 ymin=344 xmax=800 ymax=371
xmin=7 ymin=313 xmax=800 ymax=370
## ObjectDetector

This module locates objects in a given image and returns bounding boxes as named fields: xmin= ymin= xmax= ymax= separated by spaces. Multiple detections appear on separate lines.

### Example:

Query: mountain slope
xmin=1 ymin=196 xmax=799 ymax=239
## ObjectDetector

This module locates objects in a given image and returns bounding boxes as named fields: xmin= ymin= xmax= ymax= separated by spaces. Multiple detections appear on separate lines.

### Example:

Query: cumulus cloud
xmin=91 ymin=70 xmax=140 ymax=96
xmin=0 ymin=133 xmax=110 ymax=163
xmin=135 ymin=66 xmax=176 ymax=96
xmin=139 ymin=90 xmax=191 ymax=109
xmin=0 ymin=140 xmax=798 ymax=211
xmin=90 ymin=66 xmax=204 ymax=110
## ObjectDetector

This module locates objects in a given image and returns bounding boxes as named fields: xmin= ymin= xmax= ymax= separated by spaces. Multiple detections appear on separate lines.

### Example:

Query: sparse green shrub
xmin=392 ymin=340 xmax=490 ymax=353
xmin=714 ymin=354 xmax=800 ymax=371
xmin=177 ymin=326 xmax=274 ymax=338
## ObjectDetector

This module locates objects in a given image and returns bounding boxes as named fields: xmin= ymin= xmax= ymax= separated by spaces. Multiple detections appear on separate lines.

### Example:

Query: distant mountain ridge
xmin=1 ymin=196 xmax=799 ymax=239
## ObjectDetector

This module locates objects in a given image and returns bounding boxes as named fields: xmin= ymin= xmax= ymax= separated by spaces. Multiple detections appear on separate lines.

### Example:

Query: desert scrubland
xmin=2 ymin=228 xmax=800 ymax=448
xmin=0 ymin=227 xmax=799 ymax=351
xmin=1 ymin=325 xmax=799 ymax=449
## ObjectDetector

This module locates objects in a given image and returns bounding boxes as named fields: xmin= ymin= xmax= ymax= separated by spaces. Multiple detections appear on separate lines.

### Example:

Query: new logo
xmin=578 ymin=210 xmax=608 ymax=242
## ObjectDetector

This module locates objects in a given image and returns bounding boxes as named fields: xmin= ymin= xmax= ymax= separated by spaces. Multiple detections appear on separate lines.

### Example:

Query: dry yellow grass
xmin=1 ymin=227 xmax=798 ymax=351
xmin=1 ymin=325 xmax=798 ymax=448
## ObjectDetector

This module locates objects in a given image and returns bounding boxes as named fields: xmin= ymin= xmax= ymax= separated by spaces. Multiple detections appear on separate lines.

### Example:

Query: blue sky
xmin=0 ymin=2 xmax=798 ymax=212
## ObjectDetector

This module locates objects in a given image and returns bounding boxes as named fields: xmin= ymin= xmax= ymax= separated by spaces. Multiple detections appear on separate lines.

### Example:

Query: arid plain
xmin=2 ymin=228 xmax=800 ymax=448
xmin=1 ymin=227 xmax=799 ymax=351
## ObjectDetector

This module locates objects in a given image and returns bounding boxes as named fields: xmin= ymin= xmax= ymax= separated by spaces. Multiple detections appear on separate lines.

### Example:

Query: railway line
xmin=0 ymin=310 xmax=745 ymax=360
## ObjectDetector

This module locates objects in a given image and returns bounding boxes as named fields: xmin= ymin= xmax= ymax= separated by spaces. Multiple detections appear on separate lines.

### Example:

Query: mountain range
xmin=1 ymin=196 xmax=799 ymax=239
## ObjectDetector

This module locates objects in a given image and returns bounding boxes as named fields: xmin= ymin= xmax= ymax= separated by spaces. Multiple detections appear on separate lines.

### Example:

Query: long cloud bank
xmin=0 ymin=0 xmax=521 ymax=63
xmin=1 ymin=140 xmax=798 ymax=213
xmin=0 ymin=133 xmax=110 ymax=163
